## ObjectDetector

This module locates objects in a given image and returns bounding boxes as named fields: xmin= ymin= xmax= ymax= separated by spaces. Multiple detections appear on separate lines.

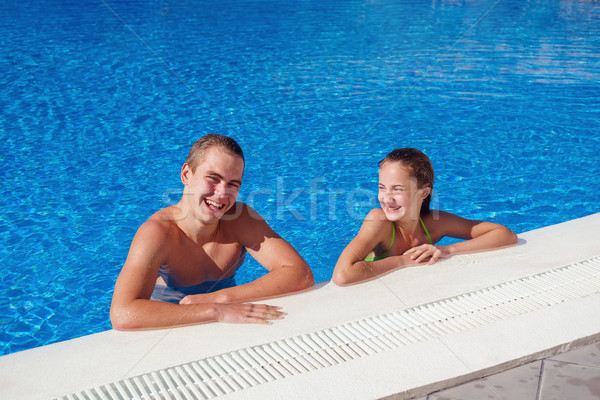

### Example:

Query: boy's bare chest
xmin=163 ymin=240 xmax=244 ymax=286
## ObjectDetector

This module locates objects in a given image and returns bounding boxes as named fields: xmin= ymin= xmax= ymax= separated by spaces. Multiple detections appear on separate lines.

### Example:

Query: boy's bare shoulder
xmin=223 ymin=202 xmax=263 ymax=223
xmin=221 ymin=202 xmax=278 ymax=244
xmin=140 ymin=207 xmax=180 ymax=238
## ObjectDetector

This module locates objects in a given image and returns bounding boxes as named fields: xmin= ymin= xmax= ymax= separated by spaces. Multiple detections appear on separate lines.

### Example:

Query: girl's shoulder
xmin=358 ymin=208 xmax=393 ymax=238
xmin=421 ymin=210 xmax=458 ymax=230
xmin=422 ymin=210 xmax=461 ymax=222
xmin=422 ymin=210 xmax=477 ymax=239
xmin=363 ymin=208 xmax=390 ymax=225
xmin=354 ymin=209 xmax=394 ymax=252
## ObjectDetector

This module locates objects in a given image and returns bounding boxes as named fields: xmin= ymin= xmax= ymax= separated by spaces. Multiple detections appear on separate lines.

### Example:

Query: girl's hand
xmin=403 ymin=244 xmax=450 ymax=264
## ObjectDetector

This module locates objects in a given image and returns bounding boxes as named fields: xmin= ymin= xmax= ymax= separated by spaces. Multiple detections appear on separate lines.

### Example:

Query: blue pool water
xmin=1 ymin=0 xmax=599 ymax=356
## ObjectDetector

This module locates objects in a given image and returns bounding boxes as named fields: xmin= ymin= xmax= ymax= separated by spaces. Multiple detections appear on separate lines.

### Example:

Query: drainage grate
xmin=57 ymin=256 xmax=600 ymax=400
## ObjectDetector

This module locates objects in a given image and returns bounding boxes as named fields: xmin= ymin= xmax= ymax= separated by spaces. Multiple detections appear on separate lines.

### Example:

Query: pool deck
xmin=1 ymin=213 xmax=599 ymax=400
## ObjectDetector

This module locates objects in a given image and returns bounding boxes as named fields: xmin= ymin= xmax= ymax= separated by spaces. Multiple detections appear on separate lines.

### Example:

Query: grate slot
xmin=307 ymin=332 xmax=344 ymax=363
xmin=314 ymin=331 xmax=354 ymax=361
xmin=364 ymin=317 xmax=405 ymax=347
xmin=270 ymin=341 xmax=311 ymax=373
xmin=150 ymin=371 xmax=171 ymax=399
xmin=292 ymin=336 xmax=328 ymax=368
xmin=236 ymin=349 xmax=276 ymax=382
xmin=162 ymin=370 xmax=185 ymax=400
xmin=169 ymin=366 xmax=197 ymax=399
xmin=132 ymin=376 xmax=153 ymax=399
xmin=388 ymin=312 xmax=430 ymax=342
xmin=416 ymin=306 xmax=455 ymax=334
xmin=197 ymin=359 xmax=230 ymax=395
xmin=104 ymin=384 xmax=121 ymax=400
xmin=212 ymin=356 xmax=251 ymax=390
xmin=222 ymin=354 xmax=256 ymax=386
xmin=360 ymin=319 xmax=396 ymax=347
xmin=482 ymin=288 xmax=526 ymax=315
xmin=245 ymin=347 xmax=283 ymax=379
xmin=181 ymin=364 xmax=214 ymax=398
xmin=252 ymin=346 xmax=290 ymax=378
xmin=298 ymin=334 xmax=337 ymax=367
xmin=225 ymin=353 xmax=264 ymax=386
xmin=370 ymin=315 xmax=411 ymax=345
xmin=327 ymin=328 xmax=366 ymax=358
xmin=402 ymin=310 xmax=443 ymax=338
xmin=432 ymin=301 xmax=473 ymax=330
xmin=113 ymin=381 xmax=130 ymax=400
xmin=349 ymin=321 xmax=383 ymax=350
xmin=189 ymin=362 xmax=219 ymax=397
xmin=384 ymin=314 xmax=422 ymax=344
xmin=282 ymin=338 xmax=319 ymax=370
xmin=459 ymin=294 xmax=496 ymax=323
xmin=262 ymin=344 xmax=303 ymax=375
xmin=337 ymin=324 xmax=377 ymax=355
xmin=83 ymin=390 xmax=96 ymax=400
xmin=205 ymin=357 xmax=239 ymax=392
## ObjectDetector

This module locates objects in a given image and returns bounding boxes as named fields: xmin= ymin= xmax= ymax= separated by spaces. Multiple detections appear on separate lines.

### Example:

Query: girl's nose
xmin=383 ymin=189 xmax=394 ymax=201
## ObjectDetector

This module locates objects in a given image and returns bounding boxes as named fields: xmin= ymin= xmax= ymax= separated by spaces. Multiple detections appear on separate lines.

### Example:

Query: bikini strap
xmin=381 ymin=224 xmax=395 ymax=258
xmin=419 ymin=217 xmax=433 ymax=245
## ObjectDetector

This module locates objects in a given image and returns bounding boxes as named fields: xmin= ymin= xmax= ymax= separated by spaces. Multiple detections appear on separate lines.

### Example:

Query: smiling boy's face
xmin=181 ymin=145 xmax=245 ymax=224
xmin=378 ymin=161 xmax=429 ymax=222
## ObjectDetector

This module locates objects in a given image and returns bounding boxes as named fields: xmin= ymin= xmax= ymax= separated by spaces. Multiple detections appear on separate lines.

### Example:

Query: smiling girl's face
xmin=378 ymin=161 xmax=430 ymax=222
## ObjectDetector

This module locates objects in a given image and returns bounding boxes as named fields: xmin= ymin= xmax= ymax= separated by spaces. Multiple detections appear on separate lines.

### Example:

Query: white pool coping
xmin=1 ymin=213 xmax=599 ymax=400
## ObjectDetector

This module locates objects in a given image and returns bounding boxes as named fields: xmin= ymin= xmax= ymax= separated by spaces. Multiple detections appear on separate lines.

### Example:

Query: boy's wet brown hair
xmin=186 ymin=134 xmax=245 ymax=172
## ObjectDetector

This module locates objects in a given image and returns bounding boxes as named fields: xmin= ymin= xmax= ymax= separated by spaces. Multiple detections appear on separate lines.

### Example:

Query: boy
xmin=111 ymin=134 xmax=314 ymax=329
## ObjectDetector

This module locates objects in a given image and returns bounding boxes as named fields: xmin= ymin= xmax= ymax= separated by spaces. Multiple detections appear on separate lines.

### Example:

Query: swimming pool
xmin=1 ymin=0 xmax=598 ymax=356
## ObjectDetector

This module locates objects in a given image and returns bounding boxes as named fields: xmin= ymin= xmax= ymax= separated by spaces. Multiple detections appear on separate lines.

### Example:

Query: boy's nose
xmin=213 ymin=182 xmax=226 ymax=195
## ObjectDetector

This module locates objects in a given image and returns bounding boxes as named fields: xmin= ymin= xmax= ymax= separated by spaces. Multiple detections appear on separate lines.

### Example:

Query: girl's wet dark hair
xmin=379 ymin=148 xmax=434 ymax=215
xmin=186 ymin=134 xmax=245 ymax=172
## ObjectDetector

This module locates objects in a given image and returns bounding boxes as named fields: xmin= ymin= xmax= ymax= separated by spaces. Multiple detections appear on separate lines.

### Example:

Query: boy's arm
xmin=180 ymin=204 xmax=314 ymax=305
xmin=110 ymin=219 xmax=283 ymax=330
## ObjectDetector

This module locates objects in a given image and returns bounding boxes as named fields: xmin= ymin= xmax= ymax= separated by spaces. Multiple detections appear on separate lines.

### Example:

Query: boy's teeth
xmin=206 ymin=200 xmax=223 ymax=209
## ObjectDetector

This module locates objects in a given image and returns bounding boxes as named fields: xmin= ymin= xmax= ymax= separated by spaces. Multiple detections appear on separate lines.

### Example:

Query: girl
xmin=332 ymin=148 xmax=518 ymax=285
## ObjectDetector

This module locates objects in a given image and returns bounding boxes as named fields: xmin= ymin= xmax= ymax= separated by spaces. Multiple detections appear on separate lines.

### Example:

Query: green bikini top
xmin=364 ymin=218 xmax=432 ymax=262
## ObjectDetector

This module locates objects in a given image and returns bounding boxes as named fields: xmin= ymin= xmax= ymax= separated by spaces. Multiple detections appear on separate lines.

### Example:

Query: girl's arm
xmin=404 ymin=211 xmax=518 ymax=263
xmin=332 ymin=210 xmax=423 ymax=286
